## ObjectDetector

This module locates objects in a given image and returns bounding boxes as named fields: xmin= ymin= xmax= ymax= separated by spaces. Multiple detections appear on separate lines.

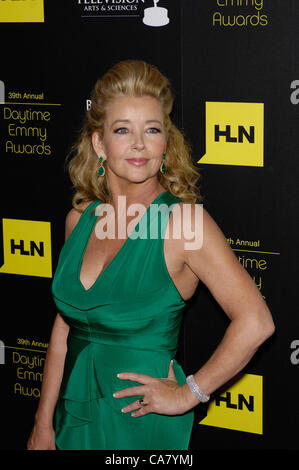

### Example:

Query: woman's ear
xmin=91 ymin=131 xmax=104 ymax=156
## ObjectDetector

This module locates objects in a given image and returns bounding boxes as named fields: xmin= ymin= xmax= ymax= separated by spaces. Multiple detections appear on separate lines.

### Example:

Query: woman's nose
xmin=132 ymin=132 xmax=145 ymax=150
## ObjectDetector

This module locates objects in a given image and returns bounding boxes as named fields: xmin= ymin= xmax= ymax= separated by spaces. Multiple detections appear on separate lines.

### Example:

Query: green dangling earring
xmin=160 ymin=153 xmax=166 ymax=174
xmin=98 ymin=156 xmax=105 ymax=177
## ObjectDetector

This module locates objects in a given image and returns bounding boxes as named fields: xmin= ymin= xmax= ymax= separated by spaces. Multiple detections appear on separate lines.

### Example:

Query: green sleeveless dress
xmin=51 ymin=191 xmax=194 ymax=450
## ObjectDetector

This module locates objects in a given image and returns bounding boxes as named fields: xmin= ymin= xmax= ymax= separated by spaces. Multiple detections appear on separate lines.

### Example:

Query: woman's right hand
xmin=27 ymin=423 xmax=56 ymax=450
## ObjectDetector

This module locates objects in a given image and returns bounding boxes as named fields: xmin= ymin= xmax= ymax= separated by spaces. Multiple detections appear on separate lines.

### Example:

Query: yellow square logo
xmin=198 ymin=102 xmax=264 ymax=167
xmin=200 ymin=374 xmax=263 ymax=435
xmin=0 ymin=218 xmax=52 ymax=278
xmin=0 ymin=0 xmax=44 ymax=23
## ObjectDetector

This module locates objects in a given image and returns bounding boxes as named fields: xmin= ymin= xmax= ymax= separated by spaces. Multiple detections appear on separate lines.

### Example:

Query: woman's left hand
xmin=113 ymin=360 xmax=198 ymax=417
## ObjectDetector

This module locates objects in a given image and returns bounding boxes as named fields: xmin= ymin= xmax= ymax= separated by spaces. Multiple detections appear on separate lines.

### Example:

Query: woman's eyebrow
xmin=111 ymin=119 xmax=131 ymax=126
xmin=110 ymin=119 xmax=163 ymax=127
xmin=145 ymin=120 xmax=163 ymax=125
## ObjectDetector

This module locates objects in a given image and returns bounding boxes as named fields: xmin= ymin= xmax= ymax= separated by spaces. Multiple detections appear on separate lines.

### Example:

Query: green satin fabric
xmin=51 ymin=191 xmax=194 ymax=450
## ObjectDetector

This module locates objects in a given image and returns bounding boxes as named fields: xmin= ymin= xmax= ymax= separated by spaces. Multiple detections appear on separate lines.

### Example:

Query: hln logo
xmin=0 ymin=218 xmax=52 ymax=278
xmin=0 ymin=0 xmax=44 ymax=23
xmin=215 ymin=391 xmax=254 ymax=411
xmin=215 ymin=125 xmax=255 ymax=143
xmin=200 ymin=374 xmax=263 ymax=435
xmin=198 ymin=102 xmax=264 ymax=167
xmin=10 ymin=239 xmax=44 ymax=257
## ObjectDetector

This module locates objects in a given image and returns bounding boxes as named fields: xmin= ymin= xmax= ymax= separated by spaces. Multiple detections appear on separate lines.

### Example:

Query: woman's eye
xmin=147 ymin=128 xmax=161 ymax=134
xmin=114 ymin=128 xmax=128 ymax=134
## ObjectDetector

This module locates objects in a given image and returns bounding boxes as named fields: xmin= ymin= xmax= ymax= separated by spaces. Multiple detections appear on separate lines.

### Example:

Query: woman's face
xmin=92 ymin=95 xmax=167 ymax=186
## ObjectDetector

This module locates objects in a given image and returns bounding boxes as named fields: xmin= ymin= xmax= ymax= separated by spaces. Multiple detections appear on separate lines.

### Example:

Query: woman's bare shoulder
xmin=65 ymin=200 xmax=95 ymax=241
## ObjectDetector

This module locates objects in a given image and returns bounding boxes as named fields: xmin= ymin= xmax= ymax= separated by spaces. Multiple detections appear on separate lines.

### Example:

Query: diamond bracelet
xmin=186 ymin=375 xmax=210 ymax=403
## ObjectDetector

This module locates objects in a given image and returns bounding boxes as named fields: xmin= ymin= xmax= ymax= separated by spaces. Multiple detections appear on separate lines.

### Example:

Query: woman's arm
xmin=33 ymin=313 xmax=69 ymax=426
xmin=27 ymin=313 xmax=69 ymax=449
xmin=114 ymin=205 xmax=275 ymax=416
xmin=179 ymin=206 xmax=275 ymax=407
xmin=27 ymin=203 xmax=90 ymax=449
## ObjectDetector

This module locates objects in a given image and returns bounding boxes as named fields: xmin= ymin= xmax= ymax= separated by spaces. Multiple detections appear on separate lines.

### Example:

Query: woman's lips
xmin=125 ymin=158 xmax=149 ymax=166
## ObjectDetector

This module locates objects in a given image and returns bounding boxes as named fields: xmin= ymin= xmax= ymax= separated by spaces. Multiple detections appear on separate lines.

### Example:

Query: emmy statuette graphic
xmin=143 ymin=0 xmax=170 ymax=27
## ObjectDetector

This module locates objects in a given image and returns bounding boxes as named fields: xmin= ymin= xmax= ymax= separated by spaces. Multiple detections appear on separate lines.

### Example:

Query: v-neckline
xmin=78 ymin=191 xmax=168 ymax=293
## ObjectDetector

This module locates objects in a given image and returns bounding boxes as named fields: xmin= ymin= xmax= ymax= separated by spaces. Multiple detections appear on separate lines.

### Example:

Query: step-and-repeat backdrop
xmin=0 ymin=0 xmax=298 ymax=451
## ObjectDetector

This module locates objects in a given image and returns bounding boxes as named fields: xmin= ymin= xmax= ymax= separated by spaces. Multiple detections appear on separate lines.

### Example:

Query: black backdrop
xmin=0 ymin=0 xmax=298 ymax=452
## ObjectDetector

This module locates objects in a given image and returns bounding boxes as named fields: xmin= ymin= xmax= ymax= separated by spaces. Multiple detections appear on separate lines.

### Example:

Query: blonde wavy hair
xmin=67 ymin=60 xmax=202 ymax=209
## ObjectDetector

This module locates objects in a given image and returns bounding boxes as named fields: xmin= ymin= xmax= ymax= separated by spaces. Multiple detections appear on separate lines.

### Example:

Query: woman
xmin=27 ymin=60 xmax=275 ymax=450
